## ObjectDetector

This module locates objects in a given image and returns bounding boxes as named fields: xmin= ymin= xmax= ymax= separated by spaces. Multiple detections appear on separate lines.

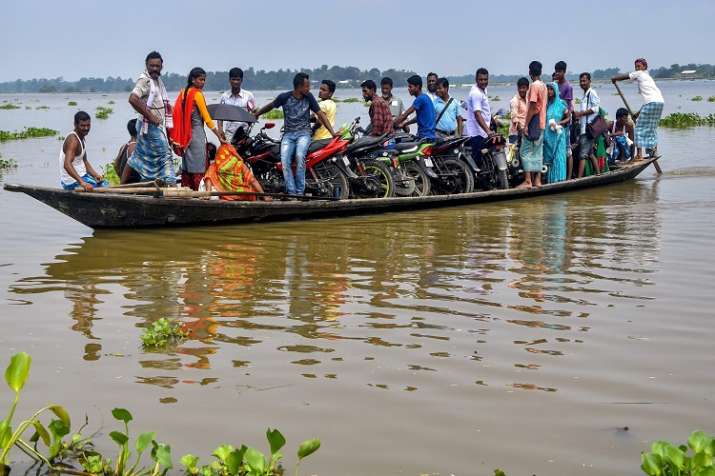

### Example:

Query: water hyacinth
xmin=660 ymin=112 xmax=715 ymax=128
xmin=0 ymin=127 xmax=58 ymax=142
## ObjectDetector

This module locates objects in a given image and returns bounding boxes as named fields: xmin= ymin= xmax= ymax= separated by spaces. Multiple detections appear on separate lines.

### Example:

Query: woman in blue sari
xmin=543 ymin=82 xmax=570 ymax=183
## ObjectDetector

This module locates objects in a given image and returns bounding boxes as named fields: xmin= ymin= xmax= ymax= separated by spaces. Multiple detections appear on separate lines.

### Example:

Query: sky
xmin=2 ymin=0 xmax=714 ymax=82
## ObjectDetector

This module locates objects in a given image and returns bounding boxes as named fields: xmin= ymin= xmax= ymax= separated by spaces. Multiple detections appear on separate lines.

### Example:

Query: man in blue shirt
xmin=395 ymin=75 xmax=436 ymax=140
xmin=434 ymin=77 xmax=463 ymax=137
xmin=254 ymin=72 xmax=335 ymax=195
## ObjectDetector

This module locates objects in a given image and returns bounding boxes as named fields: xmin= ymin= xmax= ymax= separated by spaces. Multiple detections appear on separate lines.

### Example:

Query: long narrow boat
xmin=4 ymin=159 xmax=655 ymax=229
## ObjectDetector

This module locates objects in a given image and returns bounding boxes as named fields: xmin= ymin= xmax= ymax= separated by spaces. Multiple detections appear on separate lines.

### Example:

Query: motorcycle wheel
xmin=313 ymin=162 xmax=350 ymax=199
xmin=403 ymin=162 xmax=431 ymax=197
xmin=433 ymin=158 xmax=474 ymax=195
xmin=354 ymin=159 xmax=395 ymax=199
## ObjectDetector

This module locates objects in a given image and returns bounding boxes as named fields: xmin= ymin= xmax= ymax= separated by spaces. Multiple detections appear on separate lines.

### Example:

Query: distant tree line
xmin=1 ymin=63 xmax=713 ymax=93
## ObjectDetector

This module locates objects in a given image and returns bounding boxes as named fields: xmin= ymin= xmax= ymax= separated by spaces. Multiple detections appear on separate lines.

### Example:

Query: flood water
xmin=1 ymin=81 xmax=715 ymax=475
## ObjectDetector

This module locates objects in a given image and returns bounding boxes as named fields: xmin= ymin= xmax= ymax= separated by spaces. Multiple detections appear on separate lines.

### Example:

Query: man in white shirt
xmin=612 ymin=58 xmax=664 ymax=166
xmin=465 ymin=68 xmax=493 ymax=170
xmin=572 ymin=72 xmax=602 ymax=177
xmin=425 ymin=72 xmax=439 ymax=102
xmin=218 ymin=67 xmax=256 ymax=143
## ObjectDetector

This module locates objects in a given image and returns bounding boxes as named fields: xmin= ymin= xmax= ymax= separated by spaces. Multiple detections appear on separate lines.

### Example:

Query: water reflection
xmin=10 ymin=180 xmax=661 ymax=392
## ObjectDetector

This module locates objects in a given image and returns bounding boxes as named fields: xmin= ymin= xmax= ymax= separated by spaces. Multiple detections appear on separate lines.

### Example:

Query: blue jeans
xmin=280 ymin=131 xmax=311 ymax=195
xmin=609 ymin=135 xmax=632 ymax=163
xmin=62 ymin=174 xmax=109 ymax=190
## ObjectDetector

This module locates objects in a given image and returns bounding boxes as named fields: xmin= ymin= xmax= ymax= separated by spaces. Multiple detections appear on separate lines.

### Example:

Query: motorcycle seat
xmin=307 ymin=138 xmax=332 ymax=154
xmin=394 ymin=142 xmax=420 ymax=152
xmin=346 ymin=135 xmax=386 ymax=153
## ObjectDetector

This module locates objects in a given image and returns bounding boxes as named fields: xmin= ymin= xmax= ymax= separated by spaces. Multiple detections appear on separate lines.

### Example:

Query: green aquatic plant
xmin=691 ymin=96 xmax=703 ymax=102
xmin=641 ymin=430 xmax=715 ymax=476
xmin=67 ymin=101 xmax=78 ymax=106
xmin=180 ymin=428 xmax=320 ymax=476
xmin=0 ymin=127 xmax=58 ymax=142
xmin=660 ymin=113 xmax=715 ymax=128
xmin=103 ymin=163 xmax=120 ymax=186
xmin=108 ymin=100 xmax=115 ymax=105
xmin=141 ymin=318 xmax=188 ymax=349
xmin=35 ymin=106 xmax=50 ymax=110
xmin=0 ymin=156 xmax=18 ymax=170
xmin=263 ymin=109 xmax=284 ymax=120
xmin=708 ymin=96 xmax=715 ymax=102
xmin=0 ymin=352 xmax=72 ymax=474
xmin=0 ymin=104 xmax=20 ymax=110
xmin=96 ymin=106 xmax=114 ymax=119
xmin=338 ymin=97 xmax=361 ymax=103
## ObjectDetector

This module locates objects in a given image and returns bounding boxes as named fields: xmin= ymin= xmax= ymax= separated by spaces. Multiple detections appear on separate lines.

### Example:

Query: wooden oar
xmin=613 ymin=82 xmax=662 ymax=174
xmin=76 ymin=187 xmax=340 ymax=201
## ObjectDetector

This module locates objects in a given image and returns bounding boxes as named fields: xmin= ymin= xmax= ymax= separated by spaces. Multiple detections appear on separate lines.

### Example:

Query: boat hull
xmin=4 ymin=159 xmax=654 ymax=229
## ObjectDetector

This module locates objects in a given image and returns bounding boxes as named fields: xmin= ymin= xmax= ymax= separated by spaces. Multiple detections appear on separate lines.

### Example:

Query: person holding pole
xmin=611 ymin=58 xmax=664 ymax=171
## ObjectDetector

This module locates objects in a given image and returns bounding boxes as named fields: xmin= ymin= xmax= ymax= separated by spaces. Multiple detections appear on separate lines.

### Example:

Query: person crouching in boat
xmin=124 ymin=51 xmax=176 ymax=185
xmin=201 ymin=144 xmax=271 ymax=201
xmin=611 ymin=58 xmax=664 ymax=161
xmin=59 ymin=111 xmax=108 ymax=191
xmin=171 ymin=67 xmax=227 ymax=191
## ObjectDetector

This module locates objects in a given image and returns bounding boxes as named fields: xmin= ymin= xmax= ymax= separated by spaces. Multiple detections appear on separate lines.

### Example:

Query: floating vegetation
xmin=1 ymin=352 xmax=323 ymax=476
xmin=25 ymin=106 xmax=31 ymax=110
xmin=108 ymin=100 xmax=115 ymax=104
xmin=641 ymin=431 xmax=715 ymax=476
xmin=263 ymin=109 xmax=284 ymax=120
xmin=338 ymin=97 xmax=361 ymax=103
xmin=67 ymin=101 xmax=78 ymax=106
xmin=691 ymin=95 xmax=703 ymax=101
xmin=35 ymin=105 xmax=50 ymax=110
xmin=95 ymin=106 xmax=114 ymax=119
xmin=102 ymin=163 xmax=120 ymax=186
xmin=660 ymin=113 xmax=715 ymax=128
xmin=0 ymin=103 xmax=20 ymax=110
xmin=0 ymin=127 xmax=58 ymax=142
xmin=488 ymin=95 xmax=502 ymax=102
xmin=708 ymin=96 xmax=715 ymax=102
xmin=0 ymin=155 xmax=18 ymax=170
xmin=141 ymin=318 xmax=188 ymax=349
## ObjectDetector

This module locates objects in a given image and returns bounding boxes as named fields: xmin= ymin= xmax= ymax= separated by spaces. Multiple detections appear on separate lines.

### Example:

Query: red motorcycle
xmin=232 ymin=122 xmax=355 ymax=199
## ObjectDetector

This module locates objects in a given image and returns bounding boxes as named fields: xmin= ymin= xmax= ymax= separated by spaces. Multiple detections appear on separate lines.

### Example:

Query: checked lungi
xmin=127 ymin=120 xmax=176 ymax=184
xmin=635 ymin=102 xmax=664 ymax=150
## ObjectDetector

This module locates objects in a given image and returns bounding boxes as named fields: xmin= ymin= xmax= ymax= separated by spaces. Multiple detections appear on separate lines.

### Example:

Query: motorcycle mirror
xmin=264 ymin=123 xmax=276 ymax=129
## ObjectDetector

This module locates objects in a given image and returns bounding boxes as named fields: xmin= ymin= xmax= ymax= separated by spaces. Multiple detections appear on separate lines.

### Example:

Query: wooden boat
xmin=4 ymin=159 xmax=655 ymax=229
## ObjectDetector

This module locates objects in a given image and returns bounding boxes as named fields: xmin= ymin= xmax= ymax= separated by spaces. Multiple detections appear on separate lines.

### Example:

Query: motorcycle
xmin=233 ymin=122 xmax=355 ymax=199
xmin=341 ymin=120 xmax=396 ymax=199
xmin=429 ymin=136 xmax=474 ymax=194
xmin=464 ymin=134 xmax=510 ymax=190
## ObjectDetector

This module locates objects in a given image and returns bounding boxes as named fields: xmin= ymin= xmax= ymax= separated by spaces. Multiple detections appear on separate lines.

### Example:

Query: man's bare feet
xmin=515 ymin=182 xmax=532 ymax=190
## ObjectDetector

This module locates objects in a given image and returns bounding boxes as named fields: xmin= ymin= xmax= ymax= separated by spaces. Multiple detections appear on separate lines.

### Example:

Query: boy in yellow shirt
xmin=312 ymin=80 xmax=337 ymax=140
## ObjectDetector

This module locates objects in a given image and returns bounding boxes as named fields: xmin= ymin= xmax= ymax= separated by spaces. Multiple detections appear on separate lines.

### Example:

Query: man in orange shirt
xmin=518 ymin=61 xmax=547 ymax=189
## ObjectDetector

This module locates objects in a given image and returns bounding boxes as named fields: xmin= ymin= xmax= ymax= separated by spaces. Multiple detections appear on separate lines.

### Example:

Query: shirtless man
xmin=59 ymin=111 xmax=107 ymax=191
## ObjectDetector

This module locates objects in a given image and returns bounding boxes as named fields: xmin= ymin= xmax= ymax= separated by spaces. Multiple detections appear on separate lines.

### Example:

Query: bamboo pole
xmin=76 ymin=187 xmax=339 ymax=201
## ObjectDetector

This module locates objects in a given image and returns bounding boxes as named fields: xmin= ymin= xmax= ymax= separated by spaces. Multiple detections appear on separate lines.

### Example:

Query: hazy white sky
xmin=2 ymin=0 xmax=713 ymax=81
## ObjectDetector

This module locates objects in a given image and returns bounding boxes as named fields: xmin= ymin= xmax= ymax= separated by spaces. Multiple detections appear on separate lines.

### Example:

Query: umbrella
xmin=206 ymin=104 xmax=257 ymax=123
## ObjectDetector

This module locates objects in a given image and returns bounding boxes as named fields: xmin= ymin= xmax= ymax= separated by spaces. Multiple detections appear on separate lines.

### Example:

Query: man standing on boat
xmin=253 ymin=73 xmax=336 ymax=196
xmin=218 ymin=67 xmax=256 ymax=144
xmin=124 ymin=51 xmax=176 ymax=185
xmin=464 ymin=68 xmax=493 ymax=170
xmin=611 ymin=58 xmax=664 ymax=162
xmin=572 ymin=72 xmax=602 ymax=178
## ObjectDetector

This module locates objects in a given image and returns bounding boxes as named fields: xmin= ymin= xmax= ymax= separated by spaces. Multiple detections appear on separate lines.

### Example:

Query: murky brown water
xmin=2 ymin=86 xmax=715 ymax=475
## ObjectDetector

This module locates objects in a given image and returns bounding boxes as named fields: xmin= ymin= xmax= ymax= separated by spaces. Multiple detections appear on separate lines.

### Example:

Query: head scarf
xmin=635 ymin=58 xmax=648 ymax=69
xmin=546 ymin=82 xmax=559 ymax=104
xmin=546 ymin=82 xmax=566 ymax=129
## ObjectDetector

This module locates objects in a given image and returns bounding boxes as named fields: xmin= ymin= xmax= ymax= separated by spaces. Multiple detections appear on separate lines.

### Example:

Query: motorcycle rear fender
xmin=460 ymin=152 xmax=480 ymax=174
xmin=333 ymin=156 xmax=358 ymax=179
xmin=418 ymin=158 xmax=439 ymax=179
